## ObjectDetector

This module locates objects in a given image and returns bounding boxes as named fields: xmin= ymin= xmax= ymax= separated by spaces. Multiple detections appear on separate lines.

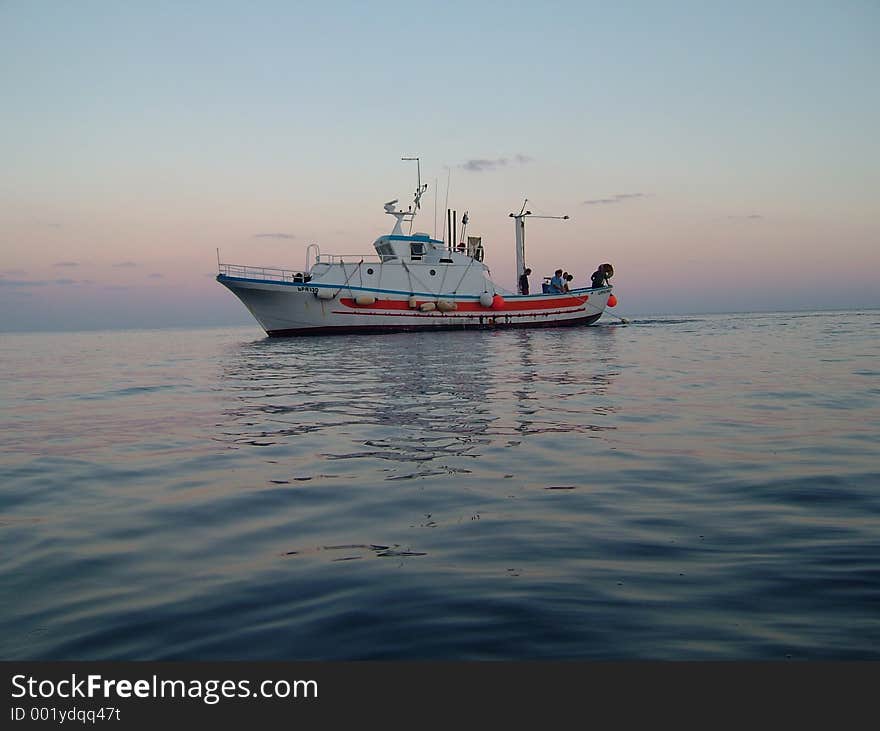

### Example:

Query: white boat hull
xmin=218 ymin=275 xmax=610 ymax=336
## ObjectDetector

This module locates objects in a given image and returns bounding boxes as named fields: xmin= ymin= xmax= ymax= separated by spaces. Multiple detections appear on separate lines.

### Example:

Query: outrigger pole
xmin=509 ymin=200 xmax=569 ymax=293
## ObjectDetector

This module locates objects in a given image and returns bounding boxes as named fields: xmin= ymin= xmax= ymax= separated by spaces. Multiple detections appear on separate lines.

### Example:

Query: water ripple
xmin=2 ymin=313 xmax=879 ymax=659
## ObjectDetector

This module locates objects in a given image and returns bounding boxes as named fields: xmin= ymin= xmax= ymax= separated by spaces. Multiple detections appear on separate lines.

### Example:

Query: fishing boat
xmin=217 ymin=164 xmax=616 ymax=336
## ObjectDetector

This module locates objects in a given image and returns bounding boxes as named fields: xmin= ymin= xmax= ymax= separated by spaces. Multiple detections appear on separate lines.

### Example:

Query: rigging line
xmin=333 ymin=259 xmax=364 ymax=297
xmin=438 ymin=264 xmax=450 ymax=295
xmin=451 ymin=256 xmax=477 ymax=295
xmin=401 ymin=259 xmax=414 ymax=296
xmin=400 ymin=260 xmax=437 ymax=297
xmin=338 ymin=261 xmax=348 ymax=296
xmin=403 ymin=260 xmax=432 ymax=295
xmin=604 ymin=307 xmax=632 ymax=324
xmin=437 ymin=252 xmax=452 ymax=294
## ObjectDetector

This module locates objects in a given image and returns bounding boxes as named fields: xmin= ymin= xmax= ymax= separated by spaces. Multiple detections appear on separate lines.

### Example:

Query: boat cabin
xmin=373 ymin=233 xmax=448 ymax=263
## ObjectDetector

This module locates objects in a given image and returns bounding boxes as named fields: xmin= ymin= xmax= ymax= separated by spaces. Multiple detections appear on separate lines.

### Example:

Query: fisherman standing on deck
xmin=518 ymin=267 xmax=532 ymax=295
xmin=591 ymin=263 xmax=612 ymax=288
xmin=550 ymin=269 xmax=565 ymax=293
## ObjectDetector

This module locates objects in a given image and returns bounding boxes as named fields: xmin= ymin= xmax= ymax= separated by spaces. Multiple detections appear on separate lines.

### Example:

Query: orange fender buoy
xmin=607 ymin=294 xmax=618 ymax=307
xmin=491 ymin=294 xmax=505 ymax=310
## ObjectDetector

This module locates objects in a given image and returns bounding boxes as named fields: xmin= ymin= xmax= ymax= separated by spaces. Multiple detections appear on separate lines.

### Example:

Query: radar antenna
xmin=384 ymin=158 xmax=430 ymax=235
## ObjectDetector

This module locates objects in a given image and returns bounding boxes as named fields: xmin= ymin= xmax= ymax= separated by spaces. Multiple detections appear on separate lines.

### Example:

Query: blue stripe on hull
xmin=217 ymin=274 xmax=610 ymax=299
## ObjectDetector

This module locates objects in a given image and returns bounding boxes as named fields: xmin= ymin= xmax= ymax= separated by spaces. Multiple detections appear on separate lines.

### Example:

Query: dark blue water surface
xmin=2 ymin=311 xmax=879 ymax=659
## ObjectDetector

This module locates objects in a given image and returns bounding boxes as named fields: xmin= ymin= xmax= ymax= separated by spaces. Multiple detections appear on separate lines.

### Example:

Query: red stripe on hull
xmin=331 ymin=307 xmax=587 ymax=319
xmin=339 ymin=295 xmax=587 ymax=312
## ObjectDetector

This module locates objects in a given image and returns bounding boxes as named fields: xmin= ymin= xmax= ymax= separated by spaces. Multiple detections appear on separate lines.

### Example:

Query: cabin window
xmin=376 ymin=242 xmax=396 ymax=261
xmin=410 ymin=242 xmax=425 ymax=259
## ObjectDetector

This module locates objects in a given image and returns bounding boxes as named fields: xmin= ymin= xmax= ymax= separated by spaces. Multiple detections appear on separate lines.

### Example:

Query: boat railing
xmin=219 ymin=255 xmax=386 ymax=283
xmin=218 ymin=263 xmax=307 ymax=282
xmin=315 ymin=253 xmax=385 ymax=265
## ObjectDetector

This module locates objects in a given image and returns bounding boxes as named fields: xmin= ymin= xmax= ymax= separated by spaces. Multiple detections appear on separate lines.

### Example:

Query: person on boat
xmin=591 ymin=264 xmax=611 ymax=288
xmin=563 ymin=272 xmax=573 ymax=292
xmin=550 ymin=269 xmax=565 ymax=293
xmin=518 ymin=267 xmax=532 ymax=295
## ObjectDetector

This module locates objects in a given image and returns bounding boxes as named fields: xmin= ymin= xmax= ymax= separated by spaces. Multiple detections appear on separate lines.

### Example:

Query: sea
xmin=1 ymin=310 xmax=878 ymax=660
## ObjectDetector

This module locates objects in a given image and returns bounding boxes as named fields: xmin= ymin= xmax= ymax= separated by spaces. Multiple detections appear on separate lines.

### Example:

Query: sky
xmin=1 ymin=0 xmax=878 ymax=330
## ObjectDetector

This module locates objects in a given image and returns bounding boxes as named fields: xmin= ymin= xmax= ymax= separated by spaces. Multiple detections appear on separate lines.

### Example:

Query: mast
xmin=509 ymin=199 xmax=569 ymax=294
xmin=510 ymin=200 xmax=529 ymax=293
xmin=385 ymin=158 xmax=429 ymax=234
xmin=401 ymin=156 xmax=427 ymax=234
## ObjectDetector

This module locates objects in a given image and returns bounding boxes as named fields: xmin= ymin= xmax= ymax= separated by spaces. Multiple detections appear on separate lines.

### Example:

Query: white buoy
xmin=437 ymin=300 xmax=457 ymax=312
xmin=354 ymin=295 xmax=376 ymax=306
xmin=419 ymin=302 xmax=436 ymax=312
xmin=408 ymin=296 xmax=419 ymax=309
xmin=316 ymin=289 xmax=335 ymax=300
xmin=479 ymin=292 xmax=494 ymax=308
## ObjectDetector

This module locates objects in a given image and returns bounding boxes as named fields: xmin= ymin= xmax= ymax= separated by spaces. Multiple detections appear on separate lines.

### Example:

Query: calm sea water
xmin=2 ymin=310 xmax=879 ymax=660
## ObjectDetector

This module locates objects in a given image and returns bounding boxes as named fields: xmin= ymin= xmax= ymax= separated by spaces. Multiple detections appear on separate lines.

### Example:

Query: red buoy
xmin=607 ymin=294 xmax=618 ymax=307
xmin=492 ymin=294 xmax=505 ymax=310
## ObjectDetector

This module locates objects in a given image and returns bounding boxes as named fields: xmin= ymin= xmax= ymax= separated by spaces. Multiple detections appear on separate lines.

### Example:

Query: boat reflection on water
xmin=216 ymin=331 xmax=495 ymax=470
xmin=214 ymin=326 xmax=622 ymax=483
xmin=501 ymin=326 xmax=621 ymax=440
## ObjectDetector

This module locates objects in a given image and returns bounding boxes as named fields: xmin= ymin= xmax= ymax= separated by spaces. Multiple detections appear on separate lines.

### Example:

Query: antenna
xmin=401 ymin=157 xmax=428 ymax=234
xmin=442 ymin=167 xmax=451 ymax=247
xmin=401 ymin=156 xmax=427 ymax=211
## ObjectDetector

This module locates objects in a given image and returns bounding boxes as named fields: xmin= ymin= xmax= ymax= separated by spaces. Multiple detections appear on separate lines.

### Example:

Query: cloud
xmin=53 ymin=261 xmax=80 ymax=267
xmin=0 ymin=279 xmax=46 ymax=287
xmin=3 ymin=268 xmax=27 ymax=276
xmin=460 ymin=159 xmax=504 ymax=172
xmin=728 ymin=214 xmax=763 ymax=220
xmin=0 ymin=278 xmax=78 ymax=287
xmin=113 ymin=261 xmax=138 ymax=268
xmin=582 ymin=193 xmax=646 ymax=206
xmin=148 ymin=272 xmax=164 ymax=279
xmin=459 ymin=155 xmax=534 ymax=173
xmin=253 ymin=233 xmax=296 ymax=240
